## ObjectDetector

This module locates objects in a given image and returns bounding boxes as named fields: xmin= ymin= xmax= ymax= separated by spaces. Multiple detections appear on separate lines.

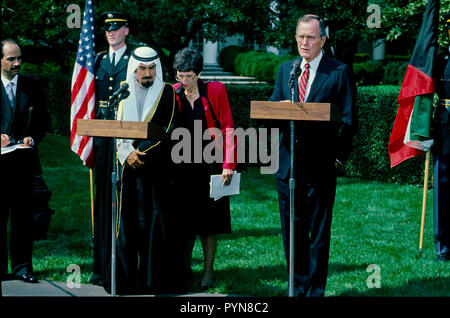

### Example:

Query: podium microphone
xmin=109 ymin=82 xmax=129 ymax=103
xmin=288 ymin=60 xmax=301 ymax=98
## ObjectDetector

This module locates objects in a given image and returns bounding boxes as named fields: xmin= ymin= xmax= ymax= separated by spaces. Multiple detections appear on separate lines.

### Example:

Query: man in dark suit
xmin=1 ymin=39 xmax=48 ymax=283
xmin=432 ymin=13 xmax=450 ymax=262
xmin=90 ymin=12 xmax=132 ymax=287
xmin=269 ymin=15 xmax=357 ymax=297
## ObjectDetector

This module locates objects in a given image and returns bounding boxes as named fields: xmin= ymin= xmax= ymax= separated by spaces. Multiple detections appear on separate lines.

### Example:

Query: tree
xmin=99 ymin=0 xmax=276 ymax=79
xmin=1 ymin=0 xmax=82 ymax=73
xmin=262 ymin=0 xmax=449 ymax=66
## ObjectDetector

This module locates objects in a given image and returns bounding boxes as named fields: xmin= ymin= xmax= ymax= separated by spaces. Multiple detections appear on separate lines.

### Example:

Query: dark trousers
xmin=0 ymin=150 xmax=35 ymax=278
xmin=433 ymin=153 xmax=450 ymax=256
xmin=92 ymin=138 xmax=113 ymax=285
xmin=277 ymin=164 xmax=337 ymax=297
xmin=113 ymin=167 xmax=182 ymax=294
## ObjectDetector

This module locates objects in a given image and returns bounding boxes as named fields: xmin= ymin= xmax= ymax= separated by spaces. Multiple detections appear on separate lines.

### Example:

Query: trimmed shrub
xmin=230 ymin=50 xmax=296 ymax=84
xmin=352 ymin=60 xmax=384 ymax=85
xmin=22 ymin=63 xmax=71 ymax=136
xmin=383 ymin=61 xmax=408 ymax=85
xmin=344 ymin=86 xmax=430 ymax=185
xmin=218 ymin=45 xmax=250 ymax=73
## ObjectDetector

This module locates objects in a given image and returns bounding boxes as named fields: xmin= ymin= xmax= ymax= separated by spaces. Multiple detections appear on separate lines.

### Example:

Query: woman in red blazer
xmin=172 ymin=47 xmax=236 ymax=290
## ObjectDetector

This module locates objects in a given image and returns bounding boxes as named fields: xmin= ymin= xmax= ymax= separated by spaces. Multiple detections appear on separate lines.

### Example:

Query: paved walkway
xmin=1 ymin=279 xmax=230 ymax=297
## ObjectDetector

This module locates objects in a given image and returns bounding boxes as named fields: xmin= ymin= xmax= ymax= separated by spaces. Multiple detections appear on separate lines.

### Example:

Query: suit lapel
xmin=15 ymin=75 xmax=29 ymax=116
xmin=306 ymin=54 xmax=329 ymax=102
xmin=1 ymin=82 xmax=14 ymax=133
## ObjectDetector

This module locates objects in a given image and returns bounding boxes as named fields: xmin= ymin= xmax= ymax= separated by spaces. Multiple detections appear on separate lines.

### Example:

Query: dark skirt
xmin=175 ymin=162 xmax=231 ymax=238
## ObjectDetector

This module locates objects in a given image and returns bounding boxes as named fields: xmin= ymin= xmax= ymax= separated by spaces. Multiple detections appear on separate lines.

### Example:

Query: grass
xmin=17 ymin=133 xmax=450 ymax=296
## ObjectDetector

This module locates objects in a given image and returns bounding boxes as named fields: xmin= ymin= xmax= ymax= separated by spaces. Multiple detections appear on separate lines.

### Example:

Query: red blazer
xmin=173 ymin=81 xmax=237 ymax=170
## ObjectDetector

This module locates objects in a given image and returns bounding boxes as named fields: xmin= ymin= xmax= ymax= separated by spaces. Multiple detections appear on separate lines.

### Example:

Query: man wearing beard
xmin=112 ymin=46 xmax=183 ymax=294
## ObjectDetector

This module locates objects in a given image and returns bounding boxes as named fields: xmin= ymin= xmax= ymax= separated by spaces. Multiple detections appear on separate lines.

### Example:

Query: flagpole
xmin=90 ymin=168 xmax=94 ymax=236
xmin=419 ymin=150 xmax=430 ymax=255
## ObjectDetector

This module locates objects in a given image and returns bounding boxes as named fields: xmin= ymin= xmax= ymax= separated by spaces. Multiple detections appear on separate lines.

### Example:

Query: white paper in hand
xmin=1 ymin=144 xmax=31 ymax=155
xmin=209 ymin=172 xmax=241 ymax=201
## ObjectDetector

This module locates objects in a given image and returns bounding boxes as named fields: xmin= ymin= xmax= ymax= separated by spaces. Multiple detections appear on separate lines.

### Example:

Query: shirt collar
xmin=110 ymin=45 xmax=127 ymax=62
xmin=301 ymin=50 xmax=323 ymax=73
xmin=1 ymin=74 xmax=18 ymax=88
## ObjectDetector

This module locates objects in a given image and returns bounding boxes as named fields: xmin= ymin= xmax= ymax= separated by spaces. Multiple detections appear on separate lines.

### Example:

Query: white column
xmin=203 ymin=39 xmax=218 ymax=65
xmin=372 ymin=38 xmax=385 ymax=60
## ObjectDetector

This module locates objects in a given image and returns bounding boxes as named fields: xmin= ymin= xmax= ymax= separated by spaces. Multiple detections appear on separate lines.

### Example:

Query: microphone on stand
xmin=108 ymin=82 xmax=129 ymax=104
xmin=288 ymin=60 xmax=301 ymax=99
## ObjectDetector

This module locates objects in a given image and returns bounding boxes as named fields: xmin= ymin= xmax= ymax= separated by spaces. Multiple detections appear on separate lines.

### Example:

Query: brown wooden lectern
xmin=250 ymin=101 xmax=340 ymax=122
xmin=77 ymin=119 xmax=166 ymax=140
xmin=250 ymin=101 xmax=340 ymax=297
xmin=77 ymin=118 xmax=165 ymax=296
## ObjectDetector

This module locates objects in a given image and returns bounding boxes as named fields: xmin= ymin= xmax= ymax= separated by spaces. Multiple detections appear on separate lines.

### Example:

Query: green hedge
xmin=219 ymin=48 xmax=296 ymax=85
xmin=343 ymin=86 xmax=430 ymax=185
xmin=218 ymin=45 xmax=250 ymax=73
xmin=352 ymin=60 xmax=408 ymax=86
xmin=22 ymin=63 xmax=71 ymax=136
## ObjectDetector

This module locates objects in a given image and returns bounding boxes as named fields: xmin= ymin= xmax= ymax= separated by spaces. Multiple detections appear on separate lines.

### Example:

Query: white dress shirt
xmin=299 ymin=51 xmax=323 ymax=101
xmin=109 ymin=45 xmax=127 ymax=65
xmin=1 ymin=74 xmax=18 ymax=106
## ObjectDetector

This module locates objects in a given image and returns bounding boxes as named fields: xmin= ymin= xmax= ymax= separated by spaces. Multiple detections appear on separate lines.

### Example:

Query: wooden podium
xmin=250 ymin=101 xmax=340 ymax=122
xmin=77 ymin=119 xmax=166 ymax=140
xmin=77 ymin=118 xmax=165 ymax=296
xmin=250 ymin=101 xmax=340 ymax=297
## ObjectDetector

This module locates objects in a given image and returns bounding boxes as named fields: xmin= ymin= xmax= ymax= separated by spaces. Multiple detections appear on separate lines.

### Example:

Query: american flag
xmin=70 ymin=0 xmax=96 ymax=168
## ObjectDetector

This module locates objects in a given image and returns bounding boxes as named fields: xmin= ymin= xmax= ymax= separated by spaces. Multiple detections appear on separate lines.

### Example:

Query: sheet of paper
xmin=1 ymin=144 xmax=31 ymax=155
xmin=209 ymin=171 xmax=241 ymax=201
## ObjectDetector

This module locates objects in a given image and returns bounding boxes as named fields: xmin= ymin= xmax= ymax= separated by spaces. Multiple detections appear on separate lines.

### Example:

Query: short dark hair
xmin=296 ymin=15 xmax=326 ymax=37
xmin=1 ymin=39 xmax=19 ymax=59
xmin=173 ymin=47 xmax=203 ymax=74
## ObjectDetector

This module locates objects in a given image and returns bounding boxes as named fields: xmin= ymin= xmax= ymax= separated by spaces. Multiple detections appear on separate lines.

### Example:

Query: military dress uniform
xmin=91 ymin=12 xmax=132 ymax=286
xmin=432 ymin=13 xmax=450 ymax=262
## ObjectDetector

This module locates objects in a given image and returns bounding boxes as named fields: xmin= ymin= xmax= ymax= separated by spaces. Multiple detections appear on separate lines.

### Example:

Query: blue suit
xmin=269 ymin=53 xmax=356 ymax=296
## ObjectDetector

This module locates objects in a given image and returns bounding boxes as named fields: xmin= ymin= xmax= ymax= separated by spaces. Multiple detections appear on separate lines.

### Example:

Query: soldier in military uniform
xmin=433 ymin=13 xmax=450 ymax=262
xmin=90 ymin=12 xmax=132 ymax=286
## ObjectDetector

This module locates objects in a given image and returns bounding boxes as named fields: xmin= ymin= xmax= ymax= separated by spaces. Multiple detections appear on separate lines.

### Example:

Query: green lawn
xmin=25 ymin=134 xmax=450 ymax=296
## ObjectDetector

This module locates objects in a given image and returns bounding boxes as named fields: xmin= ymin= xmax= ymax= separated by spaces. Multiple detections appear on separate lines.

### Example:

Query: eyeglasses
xmin=175 ymin=73 xmax=197 ymax=82
xmin=295 ymin=34 xmax=322 ymax=43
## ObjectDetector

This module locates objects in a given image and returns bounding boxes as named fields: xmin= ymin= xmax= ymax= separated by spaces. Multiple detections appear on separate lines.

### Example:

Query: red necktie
xmin=298 ymin=63 xmax=310 ymax=103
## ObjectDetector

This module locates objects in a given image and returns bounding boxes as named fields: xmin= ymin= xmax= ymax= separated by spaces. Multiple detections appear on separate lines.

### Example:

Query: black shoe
xmin=199 ymin=275 xmax=215 ymax=290
xmin=15 ymin=273 xmax=38 ymax=284
xmin=437 ymin=252 xmax=450 ymax=262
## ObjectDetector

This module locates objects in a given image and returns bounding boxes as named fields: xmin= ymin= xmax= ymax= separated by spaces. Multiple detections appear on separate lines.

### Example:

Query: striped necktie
xmin=298 ymin=63 xmax=310 ymax=103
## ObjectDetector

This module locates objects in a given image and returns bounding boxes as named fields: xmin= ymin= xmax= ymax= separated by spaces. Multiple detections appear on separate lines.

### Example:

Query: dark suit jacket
xmin=1 ymin=74 xmax=48 ymax=175
xmin=269 ymin=54 xmax=357 ymax=179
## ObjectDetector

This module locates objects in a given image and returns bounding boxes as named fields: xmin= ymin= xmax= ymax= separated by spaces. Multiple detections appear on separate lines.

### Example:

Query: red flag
xmin=70 ymin=0 xmax=96 ymax=168
xmin=388 ymin=0 xmax=439 ymax=167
